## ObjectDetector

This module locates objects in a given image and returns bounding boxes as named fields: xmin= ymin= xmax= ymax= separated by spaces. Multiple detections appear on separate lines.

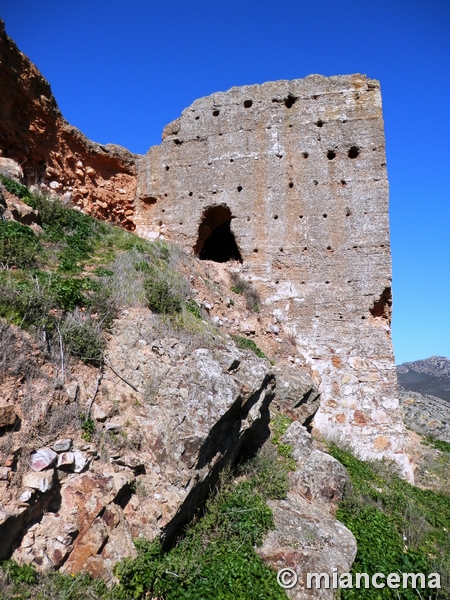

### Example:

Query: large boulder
xmin=257 ymin=490 xmax=357 ymax=600
xmin=290 ymin=450 xmax=350 ymax=511
xmin=0 ymin=157 xmax=23 ymax=181
xmin=272 ymin=364 xmax=320 ymax=425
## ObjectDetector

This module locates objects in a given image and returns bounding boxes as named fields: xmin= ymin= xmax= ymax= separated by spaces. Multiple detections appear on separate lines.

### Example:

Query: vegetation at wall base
xmin=0 ymin=220 xmax=41 ymax=268
xmin=328 ymin=444 xmax=450 ymax=599
xmin=423 ymin=435 xmax=450 ymax=454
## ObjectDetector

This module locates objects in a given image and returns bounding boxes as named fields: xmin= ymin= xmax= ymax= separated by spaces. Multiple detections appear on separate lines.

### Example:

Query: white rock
xmin=0 ymin=157 xmax=23 ymax=180
xmin=30 ymin=447 xmax=58 ymax=471
xmin=19 ymin=489 xmax=34 ymax=503
xmin=22 ymin=471 xmax=54 ymax=493
xmin=105 ymin=422 xmax=121 ymax=433
xmin=92 ymin=404 xmax=107 ymax=422
xmin=64 ymin=381 xmax=79 ymax=401
xmin=57 ymin=452 xmax=75 ymax=469
xmin=73 ymin=451 xmax=88 ymax=473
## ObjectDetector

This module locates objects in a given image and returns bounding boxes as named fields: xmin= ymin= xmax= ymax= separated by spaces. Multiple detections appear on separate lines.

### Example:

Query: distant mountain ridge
xmin=397 ymin=356 xmax=450 ymax=403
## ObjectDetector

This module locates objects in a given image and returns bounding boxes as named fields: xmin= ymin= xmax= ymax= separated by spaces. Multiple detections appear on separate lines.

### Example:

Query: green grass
xmin=0 ymin=177 xmax=188 ymax=366
xmin=230 ymin=334 xmax=273 ymax=363
xmin=0 ymin=560 xmax=117 ymax=600
xmin=0 ymin=220 xmax=41 ymax=268
xmin=328 ymin=444 xmax=450 ymax=599
xmin=423 ymin=435 xmax=450 ymax=454
xmin=114 ymin=474 xmax=286 ymax=600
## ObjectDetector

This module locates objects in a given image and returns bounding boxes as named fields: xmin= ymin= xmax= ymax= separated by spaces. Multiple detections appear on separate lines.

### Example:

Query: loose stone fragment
xmin=30 ymin=447 xmax=58 ymax=471
xmin=22 ymin=470 xmax=54 ymax=492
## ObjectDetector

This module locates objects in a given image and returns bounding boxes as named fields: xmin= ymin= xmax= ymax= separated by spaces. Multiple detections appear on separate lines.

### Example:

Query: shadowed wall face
xmin=135 ymin=74 xmax=410 ymax=477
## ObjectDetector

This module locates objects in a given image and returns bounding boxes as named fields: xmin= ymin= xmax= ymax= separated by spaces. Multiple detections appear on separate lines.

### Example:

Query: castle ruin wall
xmin=136 ymin=74 xmax=411 ymax=477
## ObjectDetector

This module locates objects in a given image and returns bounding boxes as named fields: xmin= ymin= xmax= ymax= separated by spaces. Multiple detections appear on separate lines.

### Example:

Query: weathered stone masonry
xmin=136 ymin=75 xmax=411 ymax=476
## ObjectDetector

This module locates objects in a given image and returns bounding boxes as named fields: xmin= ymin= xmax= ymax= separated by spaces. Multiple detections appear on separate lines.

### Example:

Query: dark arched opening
xmin=195 ymin=205 xmax=242 ymax=263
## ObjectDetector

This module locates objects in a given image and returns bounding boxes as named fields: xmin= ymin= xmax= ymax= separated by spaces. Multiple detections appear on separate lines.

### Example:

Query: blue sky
xmin=2 ymin=0 xmax=449 ymax=364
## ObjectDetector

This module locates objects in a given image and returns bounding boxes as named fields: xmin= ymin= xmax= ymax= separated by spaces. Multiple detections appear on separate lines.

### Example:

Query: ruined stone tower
xmin=135 ymin=74 xmax=411 ymax=476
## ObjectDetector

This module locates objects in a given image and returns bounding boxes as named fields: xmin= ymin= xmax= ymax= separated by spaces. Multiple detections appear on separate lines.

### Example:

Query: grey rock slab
xmin=280 ymin=421 xmax=314 ymax=465
xmin=399 ymin=387 xmax=450 ymax=443
xmin=272 ymin=364 xmax=320 ymax=425
xmin=51 ymin=439 xmax=72 ymax=453
xmin=105 ymin=422 xmax=122 ymax=433
xmin=257 ymin=491 xmax=357 ymax=599
xmin=92 ymin=404 xmax=107 ymax=421
xmin=290 ymin=450 xmax=350 ymax=509
xmin=64 ymin=381 xmax=79 ymax=401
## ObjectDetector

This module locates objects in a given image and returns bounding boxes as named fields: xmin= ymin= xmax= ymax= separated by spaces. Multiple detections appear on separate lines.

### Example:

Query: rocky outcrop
xmin=400 ymin=387 xmax=450 ymax=444
xmin=0 ymin=168 xmax=43 ymax=233
xmin=257 ymin=421 xmax=356 ymax=599
xmin=272 ymin=364 xmax=320 ymax=425
xmin=397 ymin=356 xmax=450 ymax=443
xmin=398 ymin=356 xmax=450 ymax=379
xmin=0 ymin=21 xmax=137 ymax=229
xmin=1 ymin=310 xmax=285 ymax=581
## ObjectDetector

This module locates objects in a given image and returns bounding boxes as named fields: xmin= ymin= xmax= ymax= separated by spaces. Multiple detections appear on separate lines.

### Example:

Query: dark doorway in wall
xmin=195 ymin=205 xmax=242 ymax=263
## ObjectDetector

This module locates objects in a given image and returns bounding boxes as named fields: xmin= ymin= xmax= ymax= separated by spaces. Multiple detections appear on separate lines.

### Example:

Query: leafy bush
xmin=0 ymin=559 xmax=37 ymax=585
xmin=328 ymin=444 xmax=450 ymax=598
xmin=144 ymin=266 xmax=184 ymax=315
xmin=27 ymin=192 xmax=105 ymax=273
xmin=0 ymin=174 xmax=32 ymax=201
xmin=184 ymin=298 xmax=203 ymax=319
xmin=61 ymin=311 xmax=105 ymax=366
xmin=0 ymin=220 xmax=41 ymax=267
xmin=423 ymin=435 xmax=450 ymax=453
xmin=0 ymin=563 xmax=116 ymax=600
xmin=80 ymin=413 xmax=96 ymax=441
xmin=0 ymin=273 xmax=58 ymax=327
